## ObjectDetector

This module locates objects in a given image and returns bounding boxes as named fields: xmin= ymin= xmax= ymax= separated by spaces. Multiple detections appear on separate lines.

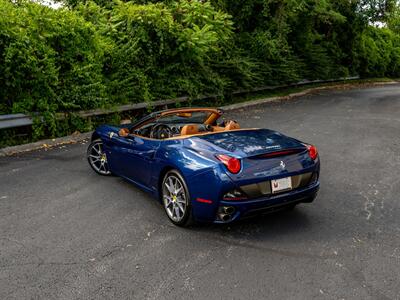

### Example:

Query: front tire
xmin=162 ymin=170 xmax=193 ymax=227
xmin=87 ymin=139 xmax=112 ymax=176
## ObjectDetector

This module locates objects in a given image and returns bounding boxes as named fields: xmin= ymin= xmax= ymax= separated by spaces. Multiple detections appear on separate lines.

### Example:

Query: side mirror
xmin=118 ymin=128 xmax=130 ymax=137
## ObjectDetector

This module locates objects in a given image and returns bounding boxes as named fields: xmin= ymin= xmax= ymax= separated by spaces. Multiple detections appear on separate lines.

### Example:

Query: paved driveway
xmin=1 ymin=85 xmax=399 ymax=299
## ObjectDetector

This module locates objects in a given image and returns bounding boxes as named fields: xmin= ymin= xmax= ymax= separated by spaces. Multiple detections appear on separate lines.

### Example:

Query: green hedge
xmin=358 ymin=27 xmax=400 ymax=77
xmin=0 ymin=0 xmax=107 ymax=136
xmin=0 ymin=0 xmax=400 ymax=139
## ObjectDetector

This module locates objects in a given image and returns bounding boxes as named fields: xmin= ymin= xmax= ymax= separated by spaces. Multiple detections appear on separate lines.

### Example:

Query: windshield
xmin=156 ymin=111 xmax=212 ymax=124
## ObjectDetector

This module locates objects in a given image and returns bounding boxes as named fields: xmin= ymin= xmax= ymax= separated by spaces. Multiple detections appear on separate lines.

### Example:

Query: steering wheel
xmin=150 ymin=123 xmax=173 ymax=139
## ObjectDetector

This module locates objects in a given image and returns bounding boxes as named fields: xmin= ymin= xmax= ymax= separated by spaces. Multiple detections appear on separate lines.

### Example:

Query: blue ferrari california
xmin=87 ymin=107 xmax=320 ymax=226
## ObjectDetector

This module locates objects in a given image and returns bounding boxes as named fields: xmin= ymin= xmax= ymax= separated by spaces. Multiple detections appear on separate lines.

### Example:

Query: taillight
xmin=306 ymin=144 xmax=318 ymax=160
xmin=216 ymin=154 xmax=241 ymax=174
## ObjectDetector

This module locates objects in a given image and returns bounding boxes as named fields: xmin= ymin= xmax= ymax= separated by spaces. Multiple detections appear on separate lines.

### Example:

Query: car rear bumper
xmin=213 ymin=181 xmax=320 ymax=223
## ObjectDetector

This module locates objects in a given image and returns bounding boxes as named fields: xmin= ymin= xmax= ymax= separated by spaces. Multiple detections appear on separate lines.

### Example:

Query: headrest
xmin=224 ymin=121 xmax=240 ymax=131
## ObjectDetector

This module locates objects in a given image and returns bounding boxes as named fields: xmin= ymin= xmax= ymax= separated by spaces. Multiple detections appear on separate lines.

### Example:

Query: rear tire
xmin=87 ymin=139 xmax=112 ymax=176
xmin=161 ymin=170 xmax=194 ymax=227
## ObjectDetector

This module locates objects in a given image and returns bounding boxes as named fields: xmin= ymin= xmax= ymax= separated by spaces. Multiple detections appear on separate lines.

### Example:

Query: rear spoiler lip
xmin=248 ymin=147 xmax=307 ymax=159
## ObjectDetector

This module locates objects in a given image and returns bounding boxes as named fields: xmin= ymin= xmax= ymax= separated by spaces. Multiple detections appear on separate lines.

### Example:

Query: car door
xmin=108 ymin=133 xmax=160 ymax=187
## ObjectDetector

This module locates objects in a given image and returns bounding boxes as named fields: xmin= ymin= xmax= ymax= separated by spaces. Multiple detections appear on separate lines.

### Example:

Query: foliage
xmin=102 ymin=0 xmax=244 ymax=104
xmin=1 ymin=0 xmax=400 ymax=141
xmin=357 ymin=26 xmax=400 ymax=77
xmin=0 ymin=0 xmax=107 ymax=137
xmin=357 ymin=0 xmax=398 ymax=23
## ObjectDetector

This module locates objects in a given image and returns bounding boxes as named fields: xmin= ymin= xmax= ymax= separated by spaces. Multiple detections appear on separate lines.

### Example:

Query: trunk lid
xmin=189 ymin=129 xmax=315 ymax=185
xmin=194 ymin=129 xmax=305 ymax=158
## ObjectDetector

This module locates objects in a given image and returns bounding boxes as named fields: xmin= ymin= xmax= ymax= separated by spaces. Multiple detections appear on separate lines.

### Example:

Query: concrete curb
xmin=0 ymin=132 xmax=92 ymax=157
xmin=1 ymin=80 xmax=398 ymax=157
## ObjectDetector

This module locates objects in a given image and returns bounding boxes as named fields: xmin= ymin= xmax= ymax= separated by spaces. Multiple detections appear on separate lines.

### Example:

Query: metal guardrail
xmin=0 ymin=113 xmax=33 ymax=129
xmin=0 ymin=76 xmax=360 ymax=130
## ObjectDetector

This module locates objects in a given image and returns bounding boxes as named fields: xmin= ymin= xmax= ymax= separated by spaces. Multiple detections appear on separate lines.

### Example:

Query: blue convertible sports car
xmin=87 ymin=107 xmax=320 ymax=226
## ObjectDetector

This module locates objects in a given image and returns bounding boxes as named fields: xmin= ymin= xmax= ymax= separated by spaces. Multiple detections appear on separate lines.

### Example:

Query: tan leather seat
xmin=224 ymin=120 xmax=240 ymax=131
xmin=212 ymin=126 xmax=225 ymax=132
xmin=181 ymin=124 xmax=199 ymax=136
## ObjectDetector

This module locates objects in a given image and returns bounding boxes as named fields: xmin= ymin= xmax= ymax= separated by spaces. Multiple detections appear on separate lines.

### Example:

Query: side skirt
xmin=116 ymin=173 xmax=158 ymax=198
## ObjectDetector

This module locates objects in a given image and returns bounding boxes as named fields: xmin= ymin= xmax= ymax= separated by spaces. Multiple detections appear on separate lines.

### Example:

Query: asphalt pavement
xmin=1 ymin=85 xmax=400 ymax=299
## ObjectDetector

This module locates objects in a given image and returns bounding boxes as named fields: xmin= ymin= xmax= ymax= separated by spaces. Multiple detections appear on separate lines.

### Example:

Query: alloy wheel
xmin=87 ymin=140 xmax=111 ymax=175
xmin=162 ymin=174 xmax=188 ymax=223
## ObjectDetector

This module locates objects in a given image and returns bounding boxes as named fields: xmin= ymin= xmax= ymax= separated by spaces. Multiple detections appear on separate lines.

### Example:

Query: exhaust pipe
xmin=218 ymin=206 xmax=235 ymax=222
xmin=223 ymin=206 xmax=235 ymax=215
xmin=219 ymin=213 xmax=232 ymax=222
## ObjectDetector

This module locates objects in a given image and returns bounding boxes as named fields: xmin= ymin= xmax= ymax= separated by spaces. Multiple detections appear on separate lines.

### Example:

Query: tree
xmin=358 ymin=0 xmax=399 ymax=23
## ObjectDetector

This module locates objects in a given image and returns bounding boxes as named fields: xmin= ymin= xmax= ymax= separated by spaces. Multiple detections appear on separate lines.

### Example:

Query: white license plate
xmin=271 ymin=177 xmax=292 ymax=193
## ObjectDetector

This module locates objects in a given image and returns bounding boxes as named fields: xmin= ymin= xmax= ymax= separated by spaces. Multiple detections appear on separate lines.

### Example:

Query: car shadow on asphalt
xmin=188 ymin=208 xmax=313 ymax=239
